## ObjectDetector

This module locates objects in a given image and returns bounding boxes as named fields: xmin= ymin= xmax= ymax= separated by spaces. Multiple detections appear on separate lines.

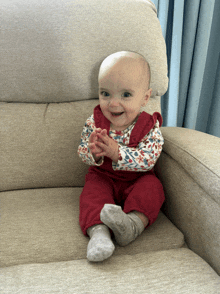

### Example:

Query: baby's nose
xmin=109 ymin=97 xmax=120 ymax=107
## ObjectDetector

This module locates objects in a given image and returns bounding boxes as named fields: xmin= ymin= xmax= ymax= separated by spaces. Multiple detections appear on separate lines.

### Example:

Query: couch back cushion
xmin=1 ymin=0 xmax=168 ymax=103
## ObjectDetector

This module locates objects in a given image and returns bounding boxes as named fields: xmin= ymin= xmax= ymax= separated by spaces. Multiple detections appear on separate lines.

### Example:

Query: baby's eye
xmin=122 ymin=92 xmax=131 ymax=98
xmin=101 ymin=91 xmax=110 ymax=97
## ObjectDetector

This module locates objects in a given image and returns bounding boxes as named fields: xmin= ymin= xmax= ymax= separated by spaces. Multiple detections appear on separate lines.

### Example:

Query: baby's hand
xmin=96 ymin=130 xmax=119 ymax=163
xmin=89 ymin=128 xmax=104 ymax=161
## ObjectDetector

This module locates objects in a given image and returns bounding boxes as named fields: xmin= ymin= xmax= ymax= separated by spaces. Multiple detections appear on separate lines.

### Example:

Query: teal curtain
xmin=151 ymin=0 xmax=220 ymax=138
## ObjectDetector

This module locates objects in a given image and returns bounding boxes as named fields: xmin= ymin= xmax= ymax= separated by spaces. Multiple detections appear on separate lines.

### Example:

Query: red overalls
xmin=79 ymin=106 xmax=165 ymax=235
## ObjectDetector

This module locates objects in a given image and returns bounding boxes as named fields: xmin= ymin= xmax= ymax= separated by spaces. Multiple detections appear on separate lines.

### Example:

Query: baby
xmin=78 ymin=51 xmax=165 ymax=262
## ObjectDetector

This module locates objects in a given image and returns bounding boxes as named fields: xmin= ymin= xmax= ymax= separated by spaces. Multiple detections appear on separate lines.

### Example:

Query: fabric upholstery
xmin=0 ymin=100 xmax=95 ymax=191
xmin=155 ymin=148 xmax=220 ymax=275
xmin=0 ymin=187 xmax=184 ymax=267
xmin=2 ymin=249 xmax=220 ymax=293
xmin=160 ymin=127 xmax=220 ymax=202
xmin=1 ymin=0 xmax=168 ymax=103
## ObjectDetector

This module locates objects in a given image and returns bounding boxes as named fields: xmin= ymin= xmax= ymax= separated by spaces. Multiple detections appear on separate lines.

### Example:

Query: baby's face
xmin=99 ymin=57 xmax=151 ymax=131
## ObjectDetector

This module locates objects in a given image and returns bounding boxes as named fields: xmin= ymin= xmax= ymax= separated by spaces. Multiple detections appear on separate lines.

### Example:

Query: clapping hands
xmin=89 ymin=128 xmax=119 ymax=163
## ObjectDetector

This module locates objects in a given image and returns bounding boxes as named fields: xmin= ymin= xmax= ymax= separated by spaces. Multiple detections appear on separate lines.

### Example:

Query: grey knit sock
xmin=100 ymin=204 xmax=145 ymax=246
xmin=87 ymin=224 xmax=115 ymax=262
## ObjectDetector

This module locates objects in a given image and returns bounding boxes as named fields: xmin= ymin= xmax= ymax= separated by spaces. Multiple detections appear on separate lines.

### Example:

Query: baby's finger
xmin=101 ymin=129 xmax=107 ymax=136
xmin=89 ymin=142 xmax=95 ymax=152
xmin=95 ymin=128 xmax=102 ymax=133
xmin=95 ymin=140 xmax=107 ymax=150
xmin=95 ymin=151 xmax=106 ymax=158
xmin=97 ymin=133 xmax=109 ymax=145
xmin=89 ymin=132 xmax=96 ymax=143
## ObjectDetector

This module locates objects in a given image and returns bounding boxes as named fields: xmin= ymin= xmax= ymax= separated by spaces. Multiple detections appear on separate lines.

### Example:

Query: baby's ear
xmin=143 ymin=88 xmax=152 ymax=106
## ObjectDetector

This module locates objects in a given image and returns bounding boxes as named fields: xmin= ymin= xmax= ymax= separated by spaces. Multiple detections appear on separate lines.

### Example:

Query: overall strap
xmin=93 ymin=105 xmax=110 ymax=134
xmin=128 ymin=112 xmax=163 ymax=147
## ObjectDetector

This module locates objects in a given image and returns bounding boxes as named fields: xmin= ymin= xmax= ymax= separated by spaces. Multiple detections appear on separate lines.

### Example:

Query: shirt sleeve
xmin=112 ymin=121 xmax=164 ymax=172
xmin=77 ymin=115 xmax=104 ymax=166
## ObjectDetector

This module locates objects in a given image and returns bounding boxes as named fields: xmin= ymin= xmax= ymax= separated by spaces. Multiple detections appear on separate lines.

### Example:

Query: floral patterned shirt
xmin=78 ymin=114 xmax=164 ymax=172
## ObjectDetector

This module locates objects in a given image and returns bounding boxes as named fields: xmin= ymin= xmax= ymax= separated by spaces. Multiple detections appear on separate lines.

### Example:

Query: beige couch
xmin=1 ymin=0 xmax=220 ymax=292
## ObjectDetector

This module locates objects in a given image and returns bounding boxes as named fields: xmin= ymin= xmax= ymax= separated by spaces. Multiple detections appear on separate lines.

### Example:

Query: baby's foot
xmin=100 ymin=204 xmax=145 ymax=246
xmin=87 ymin=224 xmax=115 ymax=262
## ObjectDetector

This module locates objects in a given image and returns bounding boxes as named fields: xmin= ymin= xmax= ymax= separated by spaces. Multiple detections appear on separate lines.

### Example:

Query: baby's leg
xmin=79 ymin=171 xmax=116 ymax=261
xmin=123 ymin=172 xmax=165 ymax=227
xmin=100 ymin=204 xmax=146 ymax=246
xmin=87 ymin=224 xmax=115 ymax=262
xmin=79 ymin=171 xmax=115 ymax=235
xmin=100 ymin=173 xmax=165 ymax=246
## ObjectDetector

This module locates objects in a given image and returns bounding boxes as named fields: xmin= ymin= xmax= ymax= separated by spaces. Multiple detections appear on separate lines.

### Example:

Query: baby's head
xmin=98 ymin=51 xmax=152 ymax=131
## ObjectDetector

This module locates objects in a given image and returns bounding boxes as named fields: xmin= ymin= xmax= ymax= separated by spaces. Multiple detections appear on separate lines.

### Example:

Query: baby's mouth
xmin=111 ymin=112 xmax=124 ymax=117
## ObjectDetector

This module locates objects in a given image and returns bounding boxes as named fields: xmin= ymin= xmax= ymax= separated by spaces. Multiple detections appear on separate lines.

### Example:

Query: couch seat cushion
xmin=1 ymin=187 xmax=184 ymax=267
xmin=2 ymin=249 xmax=220 ymax=293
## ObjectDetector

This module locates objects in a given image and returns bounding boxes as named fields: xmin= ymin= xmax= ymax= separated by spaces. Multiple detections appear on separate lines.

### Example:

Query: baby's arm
xmin=112 ymin=122 xmax=164 ymax=172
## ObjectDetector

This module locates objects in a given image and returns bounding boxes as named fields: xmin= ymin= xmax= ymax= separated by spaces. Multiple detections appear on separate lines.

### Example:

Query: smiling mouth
xmin=111 ymin=112 xmax=124 ymax=117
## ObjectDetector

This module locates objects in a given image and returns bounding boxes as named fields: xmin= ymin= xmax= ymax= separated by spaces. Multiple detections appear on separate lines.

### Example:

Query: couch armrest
xmin=155 ymin=127 xmax=220 ymax=275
